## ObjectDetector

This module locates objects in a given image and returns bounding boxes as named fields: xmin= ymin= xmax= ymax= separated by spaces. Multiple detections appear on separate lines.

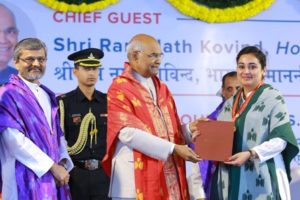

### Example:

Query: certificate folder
xmin=194 ymin=121 xmax=235 ymax=161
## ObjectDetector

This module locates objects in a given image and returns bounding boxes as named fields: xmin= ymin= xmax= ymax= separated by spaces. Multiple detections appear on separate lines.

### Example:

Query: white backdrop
xmin=3 ymin=0 xmax=300 ymax=170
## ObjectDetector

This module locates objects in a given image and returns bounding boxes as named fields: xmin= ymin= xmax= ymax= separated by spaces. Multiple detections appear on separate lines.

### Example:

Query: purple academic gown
xmin=0 ymin=75 xmax=70 ymax=200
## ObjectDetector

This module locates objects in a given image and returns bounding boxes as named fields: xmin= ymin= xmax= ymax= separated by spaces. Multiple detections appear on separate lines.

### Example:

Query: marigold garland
xmin=167 ymin=0 xmax=276 ymax=23
xmin=38 ymin=0 xmax=119 ymax=12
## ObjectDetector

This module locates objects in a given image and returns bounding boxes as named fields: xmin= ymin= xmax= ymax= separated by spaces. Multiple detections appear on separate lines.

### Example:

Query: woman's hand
xmin=224 ymin=151 xmax=251 ymax=166
xmin=189 ymin=116 xmax=210 ymax=141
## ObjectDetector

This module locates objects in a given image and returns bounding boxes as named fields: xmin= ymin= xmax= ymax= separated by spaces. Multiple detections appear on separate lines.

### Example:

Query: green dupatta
xmin=211 ymin=84 xmax=299 ymax=200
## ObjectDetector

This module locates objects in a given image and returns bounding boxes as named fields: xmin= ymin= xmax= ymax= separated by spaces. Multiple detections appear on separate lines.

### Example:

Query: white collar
xmin=132 ymin=71 xmax=152 ymax=84
xmin=19 ymin=75 xmax=40 ymax=92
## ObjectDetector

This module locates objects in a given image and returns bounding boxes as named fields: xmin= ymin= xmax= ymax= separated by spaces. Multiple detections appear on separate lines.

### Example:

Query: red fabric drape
xmin=102 ymin=63 xmax=189 ymax=199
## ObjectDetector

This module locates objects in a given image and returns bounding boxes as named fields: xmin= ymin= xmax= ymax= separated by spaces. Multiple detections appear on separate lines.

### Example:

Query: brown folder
xmin=193 ymin=121 xmax=235 ymax=161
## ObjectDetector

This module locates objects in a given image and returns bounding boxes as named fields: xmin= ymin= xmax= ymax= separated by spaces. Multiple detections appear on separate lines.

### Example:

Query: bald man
xmin=102 ymin=34 xmax=202 ymax=200
xmin=0 ymin=4 xmax=18 ymax=85
xmin=0 ymin=4 xmax=19 ymax=194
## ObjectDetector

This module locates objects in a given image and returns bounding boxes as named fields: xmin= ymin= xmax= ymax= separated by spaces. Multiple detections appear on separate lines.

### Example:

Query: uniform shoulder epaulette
xmin=100 ymin=91 xmax=107 ymax=97
xmin=59 ymin=90 xmax=77 ymax=100
xmin=57 ymin=93 xmax=66 ymax=99
xmin=95 ymin=90 xmax=107 ymax=97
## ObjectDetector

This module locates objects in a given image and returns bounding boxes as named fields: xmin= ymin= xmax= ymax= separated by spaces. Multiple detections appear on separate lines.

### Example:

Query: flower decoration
xmin=38 ymin=0 xmax=119 ymax=12
xmin=167 ymin=0 xmax=275 ymax=23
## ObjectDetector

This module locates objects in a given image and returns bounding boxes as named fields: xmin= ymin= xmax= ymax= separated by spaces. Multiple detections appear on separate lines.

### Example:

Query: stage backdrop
xmin=3 ymin=0 xmax=300 ymax=168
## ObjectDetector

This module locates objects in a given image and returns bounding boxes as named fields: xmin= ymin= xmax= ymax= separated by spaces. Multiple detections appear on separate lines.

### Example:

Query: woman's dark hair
xmin=236 ymin=46 xmax=266 ymax=69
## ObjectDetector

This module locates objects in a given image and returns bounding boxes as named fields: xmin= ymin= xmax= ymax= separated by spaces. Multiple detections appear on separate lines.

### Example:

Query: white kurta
xmin=185 ymin=162 xmax=206 ymax=200
xmin=253 ymin=138 xmax=289 ymax=200
xmin=0 ymin=77 xmax=73 ymax=200
xmin=109 ymin=72 xmax=195 ymax=199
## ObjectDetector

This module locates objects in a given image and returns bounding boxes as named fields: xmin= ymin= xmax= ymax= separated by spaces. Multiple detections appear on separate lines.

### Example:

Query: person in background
xmin=0 ymin=38 xmax=73 ymax=200
xmin=211 ymin=46 xmax=299 ymax=200
xmin=57 ymin=48 xmax=110 ymax=200
xmin=0 ymin=4 xmax=18 ymax=196
xmin=0 ymin=3 xmax=18 ymax=85
xmin=208 ymin=71 xmax=240 ymax=120
xmin=102 ymin=33 xmax=202 ymax=200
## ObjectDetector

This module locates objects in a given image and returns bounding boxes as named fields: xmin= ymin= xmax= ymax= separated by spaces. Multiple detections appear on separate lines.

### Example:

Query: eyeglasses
xmin=139 ymin=51 xmax=164 ymax=60
xmin=0 ymin=27 xmax=19 ymax=36
xmin=19 ymin=57 xmax=47 ymax=65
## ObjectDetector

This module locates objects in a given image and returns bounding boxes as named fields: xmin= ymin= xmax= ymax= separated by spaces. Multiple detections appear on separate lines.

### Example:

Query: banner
xmin=2 ymin=0 xmax=300 ymax=169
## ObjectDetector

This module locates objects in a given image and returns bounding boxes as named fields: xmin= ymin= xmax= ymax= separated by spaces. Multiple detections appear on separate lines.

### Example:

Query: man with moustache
xmin=0 ymin=3 xmax=18 ymax=85
xmin=208 ymin=71 xmax=240 ymax=120
xmin=0 ymin=38 xmax=73 ymax=200
xmin=58 ymin=48 xmax=110 ymax=200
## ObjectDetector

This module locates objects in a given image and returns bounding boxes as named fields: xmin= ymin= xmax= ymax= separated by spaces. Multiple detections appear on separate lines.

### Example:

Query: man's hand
xmin=50 ymin=163 xmax=70 ymax=186
xmin=173 ymin=145 xmax=201 ymax=163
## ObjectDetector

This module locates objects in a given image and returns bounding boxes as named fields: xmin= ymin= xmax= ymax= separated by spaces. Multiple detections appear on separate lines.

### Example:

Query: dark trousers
xmin=69 ymin=167 xmax=110 ymax=200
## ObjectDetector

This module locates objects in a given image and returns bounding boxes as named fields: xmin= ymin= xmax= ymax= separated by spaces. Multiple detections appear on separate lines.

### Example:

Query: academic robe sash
xmin=0 ymin=75 xmax=70 ymax=200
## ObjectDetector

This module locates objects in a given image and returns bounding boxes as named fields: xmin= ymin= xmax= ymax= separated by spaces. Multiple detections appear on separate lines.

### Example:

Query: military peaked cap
xmin=68 ymin=48 xmax=104 ymax=67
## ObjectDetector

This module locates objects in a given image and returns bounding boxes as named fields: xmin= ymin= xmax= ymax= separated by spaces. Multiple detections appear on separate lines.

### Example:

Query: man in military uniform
xmin=57 ymin=48 xmax=110 ymax=200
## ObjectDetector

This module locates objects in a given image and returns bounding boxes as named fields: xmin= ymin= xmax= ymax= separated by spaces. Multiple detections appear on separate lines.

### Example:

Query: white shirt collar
xmin=132 ymin=71 xmax=151 ymax=84
xmin=132 ymin=71 xmax=157 ymax=102
xmin=19 ymin=75 xmax=40 ymax=92
xmin=18 ymin=75 xmax=52 ymax=128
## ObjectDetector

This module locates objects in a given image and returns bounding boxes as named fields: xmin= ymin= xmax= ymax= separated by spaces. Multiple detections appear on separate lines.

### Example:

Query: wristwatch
xmin=59 ymin=159 xmax=68 ymax=170
xmin=248 ymin=149 xmax=256 ymax=161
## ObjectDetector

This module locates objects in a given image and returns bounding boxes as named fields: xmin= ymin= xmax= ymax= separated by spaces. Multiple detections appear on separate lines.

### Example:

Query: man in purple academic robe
xmin=0 ymin=38 xmax=73 ymax=200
